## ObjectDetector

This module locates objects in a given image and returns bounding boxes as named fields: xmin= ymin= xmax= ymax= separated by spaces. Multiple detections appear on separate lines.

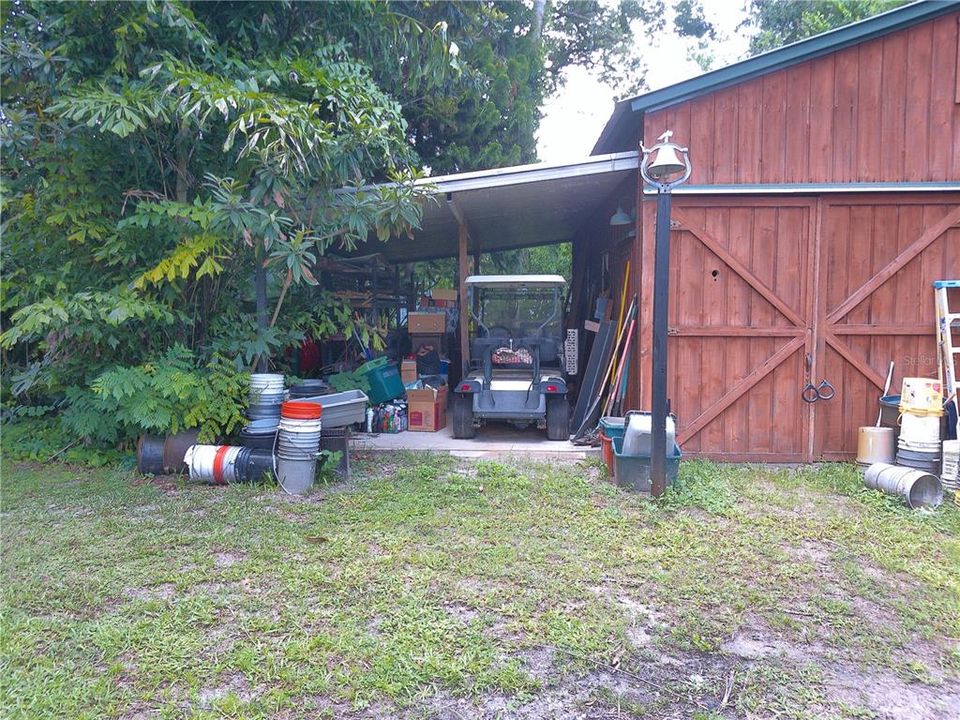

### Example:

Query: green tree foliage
xmin=1 ymin=0 xmax=440 ymax=443
xmin=1 ymin=0 xmax=696 ymax=448
xmin=743 ymin=0 xmax=910 ymax=55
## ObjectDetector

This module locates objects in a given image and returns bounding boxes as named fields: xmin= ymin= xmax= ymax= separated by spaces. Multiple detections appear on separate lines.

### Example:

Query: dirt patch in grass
xmin=825 ymin=662 xmax=960 ymax=720
xmin=197 ymin=672 xmax=260 ymax=709
xmin=122 ymin=583 xmax=176 ymax=602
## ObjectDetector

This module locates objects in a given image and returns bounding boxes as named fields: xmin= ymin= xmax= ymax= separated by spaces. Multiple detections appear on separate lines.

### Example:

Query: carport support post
xmin=458 ymin=221 xmax=470 ymax=379
xmin=650 ymin=189 xmax=672 ymax=497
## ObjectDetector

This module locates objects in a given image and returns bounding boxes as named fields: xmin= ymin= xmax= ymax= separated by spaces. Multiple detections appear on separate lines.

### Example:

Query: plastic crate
xmin=612 ymin=435 xmax=681 ymax=494
xmin=357 ymin=356 xmax=388 ymax=375
xmin=599 ymin=417 xmax=626 ymax=476
xmin=365 ymin=364 xmax=405 ymax=405
xmin=329 ymin=371 xmax=370 ymax=393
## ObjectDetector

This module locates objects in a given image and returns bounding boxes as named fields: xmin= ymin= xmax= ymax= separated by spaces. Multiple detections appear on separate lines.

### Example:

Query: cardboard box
xmin=431 ymin=288 xmax=458 ymax=302
xmin=406 ymin=384 xmax=447 ymax=403
xmin=408 ymin=312 xmax=446 ymax=334
xmin=401 ymin=359 xmax=418 ymax=384
xmin=407 ymin=385 xmax=447 ymax=432
xmin=408 ymin=401 xmax=446 ymax=432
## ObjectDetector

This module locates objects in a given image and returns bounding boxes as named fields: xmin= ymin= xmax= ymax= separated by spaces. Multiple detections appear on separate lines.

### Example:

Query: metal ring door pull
xmin=816 ymin=379 xmax=836 ymax=400
xmin=801 ymin=379 xmax=836 ymax=403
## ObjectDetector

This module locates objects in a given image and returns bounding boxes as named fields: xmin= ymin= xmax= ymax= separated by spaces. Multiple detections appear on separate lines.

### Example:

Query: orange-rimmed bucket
xmin=281 ymin=401 xmax=323 ymax=420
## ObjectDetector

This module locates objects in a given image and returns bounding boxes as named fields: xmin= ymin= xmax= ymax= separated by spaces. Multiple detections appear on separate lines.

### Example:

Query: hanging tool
xmin=604 ymin=313 xmax=636 ymax=417
xmin=573 ymin=296 xmax=636 ymax=439
xmin=605 ymin=260 xmax=631 ymax=387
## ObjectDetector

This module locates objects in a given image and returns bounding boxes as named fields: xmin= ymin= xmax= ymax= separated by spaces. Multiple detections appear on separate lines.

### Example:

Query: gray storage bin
xmin=300 ymin=389 xmax=369 ymax=428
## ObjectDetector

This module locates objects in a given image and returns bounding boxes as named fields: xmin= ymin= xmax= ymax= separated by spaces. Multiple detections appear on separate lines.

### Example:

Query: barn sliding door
xmin=638 ymin=193 xmax=959 ymax=462
xmin=653 ymin=198 xmax=818 ymax=462
xmin=813 ymin=197 xmax=960 ymax=459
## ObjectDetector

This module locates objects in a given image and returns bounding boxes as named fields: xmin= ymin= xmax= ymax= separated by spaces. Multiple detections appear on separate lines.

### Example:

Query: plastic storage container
xmin=300 ymin=389 xmax=369 ymax=428
xmin=612 ymin=435 xmax=681 ymax=493
xmin=622 ymin=411 xmax=676 ymax=456
xmin=365 ymin=364 xmax=405 ymax=404
xmin=599 ymin=416 xmax=626 ymax=475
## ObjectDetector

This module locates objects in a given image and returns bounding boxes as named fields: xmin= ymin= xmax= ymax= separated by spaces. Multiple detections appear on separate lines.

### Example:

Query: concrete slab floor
xmin=352 ymin=422 xmax=599 ymax=460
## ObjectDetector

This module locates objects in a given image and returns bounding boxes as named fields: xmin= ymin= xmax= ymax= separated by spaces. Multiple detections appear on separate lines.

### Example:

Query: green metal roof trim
xmin=592 ymin=0 xmax=960 ymax=154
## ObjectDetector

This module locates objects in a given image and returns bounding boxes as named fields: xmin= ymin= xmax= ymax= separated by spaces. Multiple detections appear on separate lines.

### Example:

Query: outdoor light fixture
xmin=609 ymin=206 xmax=633 ymax=226
xmin=639 ymin=130 xmax=691 ymax=497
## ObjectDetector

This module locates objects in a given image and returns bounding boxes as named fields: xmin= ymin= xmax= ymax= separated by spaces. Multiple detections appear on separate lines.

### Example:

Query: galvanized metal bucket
xmin=863 ymin=462 xmax=943 ymax=509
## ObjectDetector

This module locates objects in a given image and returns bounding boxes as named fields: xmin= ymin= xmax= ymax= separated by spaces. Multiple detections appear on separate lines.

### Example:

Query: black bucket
xmin=162 ymin=430 xmax=199 ymax=474
xmin=238 ymin=428 xmax=277 ymax=451
xmin=289 ymin=379 xmax=332 ymax=399
xmin=320 ymin=427 xmax=351 ymax=480
xmin=235 ymin=449 xmax=275 ymax=483
xmin=879 ymin=395 xmax=901 ymax=442
xmin=137 ymin=435 xmax=166 ymax=474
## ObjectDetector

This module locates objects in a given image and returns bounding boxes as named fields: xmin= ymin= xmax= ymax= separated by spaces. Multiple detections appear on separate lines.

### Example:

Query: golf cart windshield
xmin=478 ymin=288 xmax=561 ymax=340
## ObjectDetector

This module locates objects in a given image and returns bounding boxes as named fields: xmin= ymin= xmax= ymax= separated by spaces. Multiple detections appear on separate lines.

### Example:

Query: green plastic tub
xmin=612 ymin=435 xmax=681 ymax=494
xmin=365 ymin=363 xmax=404 ymax=405
xmin=600 ymin=416 xmax=626 ymax=441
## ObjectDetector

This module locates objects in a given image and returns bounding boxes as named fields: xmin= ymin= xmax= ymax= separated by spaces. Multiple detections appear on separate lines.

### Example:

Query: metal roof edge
xmin=421 ymin=151 xmax=638 ymax=194
xmin=641 ymin=182 xmax=960 ymax=195
xmin=594 ymin=0 xmax=960 ymax=153
xmin=351 ymin=151 xmax=638 ymax=195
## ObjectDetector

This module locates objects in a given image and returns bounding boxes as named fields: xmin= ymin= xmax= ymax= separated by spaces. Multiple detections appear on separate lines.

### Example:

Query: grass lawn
xmin=2 ymin=453 xmax=959 ymax=719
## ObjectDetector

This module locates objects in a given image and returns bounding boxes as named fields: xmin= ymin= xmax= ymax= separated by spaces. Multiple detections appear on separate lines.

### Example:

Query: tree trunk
xmin=532 ymin=0 xmax=547 ymax=40
xmin=255 ymin=256 xmax=268 ymax=372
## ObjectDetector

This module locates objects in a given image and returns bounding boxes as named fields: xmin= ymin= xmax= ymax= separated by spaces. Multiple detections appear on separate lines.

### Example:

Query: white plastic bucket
xmin=899 ymin=378 xmax=943 ymax=415
xmin=250 ymin=373 xmax=284 ymax=389
xmin=899 ymin=412 xmax=941 ymax=444
xmin=184 ymin=444 xmax=244 ymax=485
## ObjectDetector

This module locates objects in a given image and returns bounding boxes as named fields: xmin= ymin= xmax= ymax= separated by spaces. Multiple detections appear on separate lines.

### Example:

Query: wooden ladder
xmin=935 ymin=280 xmax=960 ymax=439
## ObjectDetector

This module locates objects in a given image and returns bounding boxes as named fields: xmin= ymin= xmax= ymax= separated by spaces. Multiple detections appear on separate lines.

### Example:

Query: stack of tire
xmin=275 ymin=401 xmax=323 ymax=494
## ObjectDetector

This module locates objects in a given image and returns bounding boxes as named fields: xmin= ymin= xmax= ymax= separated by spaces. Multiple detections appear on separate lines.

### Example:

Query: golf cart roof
xmin=465 ymin=274 xmax=566 ymax=289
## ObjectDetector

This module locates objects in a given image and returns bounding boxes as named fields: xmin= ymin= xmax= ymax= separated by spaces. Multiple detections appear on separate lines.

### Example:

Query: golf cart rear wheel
xmin=546 ymin=396 xmax=569 ymax=440
xmin=452 ymin=393 xmax=476 ymax=439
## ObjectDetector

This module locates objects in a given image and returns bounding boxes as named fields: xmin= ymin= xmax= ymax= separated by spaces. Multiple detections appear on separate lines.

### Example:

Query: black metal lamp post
xmin=639 ymin=131 xmax=691 ymax=497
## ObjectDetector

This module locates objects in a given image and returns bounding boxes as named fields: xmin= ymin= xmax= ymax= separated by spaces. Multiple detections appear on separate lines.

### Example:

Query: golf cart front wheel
xmin=452 ymin=393 xmax=477 ymax=439
xmin=546 ymin=396 xmax=569 ymax=440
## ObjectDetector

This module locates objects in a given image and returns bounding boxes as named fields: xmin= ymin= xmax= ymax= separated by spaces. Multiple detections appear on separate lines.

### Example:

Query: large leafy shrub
xmin=60 ymin=346 xmax=247 ymax=445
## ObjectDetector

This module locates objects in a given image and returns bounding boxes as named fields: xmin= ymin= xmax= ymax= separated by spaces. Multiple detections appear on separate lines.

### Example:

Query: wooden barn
xmin=591 ymin=0 xmax=960 ymax=462
xmin=359 ymin=1 xmax=959 ymax=462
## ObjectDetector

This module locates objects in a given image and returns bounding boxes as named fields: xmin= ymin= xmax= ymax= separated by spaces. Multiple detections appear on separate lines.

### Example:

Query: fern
xmin=63 ymin=346 xmax=248 ymax=444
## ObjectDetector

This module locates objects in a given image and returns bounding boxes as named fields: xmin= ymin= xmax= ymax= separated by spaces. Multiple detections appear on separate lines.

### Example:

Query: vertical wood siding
xmin=643 ymin=12 xmax=960 ymax=185
xmin=631 ymin=193 xmax=960 ymax=461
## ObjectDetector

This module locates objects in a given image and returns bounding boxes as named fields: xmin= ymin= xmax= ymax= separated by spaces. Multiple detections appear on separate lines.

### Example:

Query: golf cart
xmin=452 ymin=275 xmax=569 ymax=440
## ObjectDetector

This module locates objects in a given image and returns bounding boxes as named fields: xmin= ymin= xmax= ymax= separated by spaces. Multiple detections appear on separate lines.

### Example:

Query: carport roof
xmin=347 ymin=151 xmax=638 ymax=263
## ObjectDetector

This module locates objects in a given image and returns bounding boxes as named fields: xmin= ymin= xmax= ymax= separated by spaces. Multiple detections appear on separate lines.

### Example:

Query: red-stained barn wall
xmin=628 ymin=12 xmax=960 ymax=461
xmin=642 ymin=11 xmax=960 ymax=185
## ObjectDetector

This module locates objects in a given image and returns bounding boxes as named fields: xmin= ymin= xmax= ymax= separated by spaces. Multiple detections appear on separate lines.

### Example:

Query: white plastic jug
xmin=622 ymin=411 xmax=675 ymax=456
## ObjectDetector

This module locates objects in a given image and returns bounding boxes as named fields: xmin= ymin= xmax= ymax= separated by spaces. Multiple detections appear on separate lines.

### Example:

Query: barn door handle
xmin=801 ymin=379 xmax=835 ymax=403
xmin=816 ymin=379 xmax=835 ymax=400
